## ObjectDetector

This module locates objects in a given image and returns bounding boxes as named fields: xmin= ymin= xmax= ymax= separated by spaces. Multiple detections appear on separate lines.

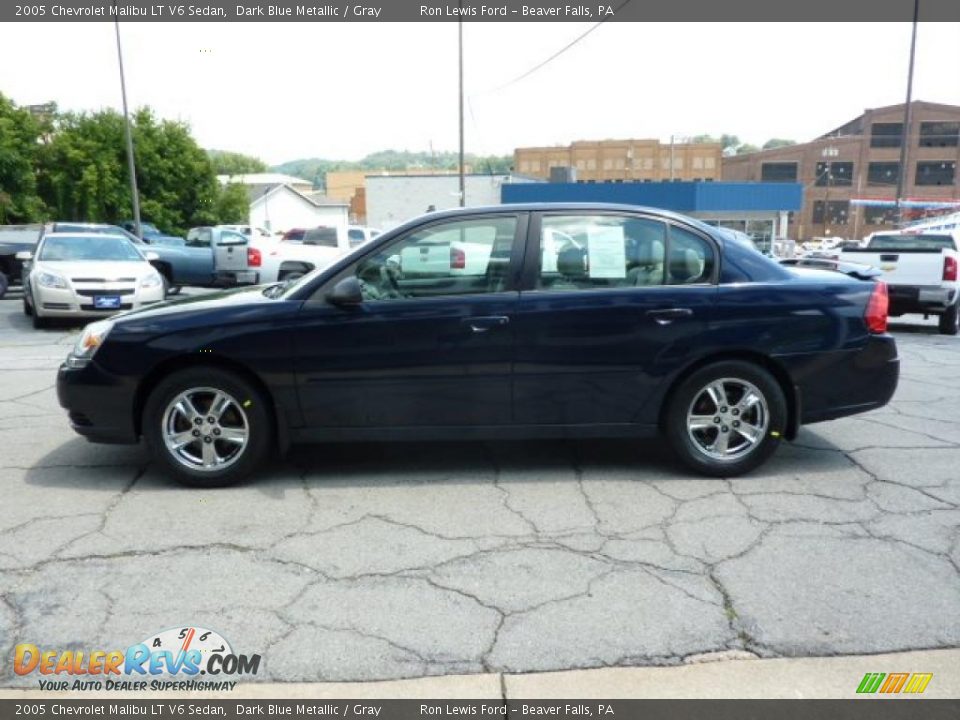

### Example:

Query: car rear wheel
xmin=143 ymin=367 xmax=272 ymax=487
xmin=938 ymin=301 xmax=959 ymax=335
xmin=665 ymin=361 xmax=787 ymax=477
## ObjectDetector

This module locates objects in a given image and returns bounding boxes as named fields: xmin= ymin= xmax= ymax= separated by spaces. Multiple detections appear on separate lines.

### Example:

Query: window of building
xmin=915 ymin=161 xmax=956 ymax=186
xmin=602 ymin=158 xmax=613 ymax=170
xmin=867 ymin=162 xmax=900 ymax=187
xmin=575 ymin=160 xmax=586 ymax=170
xmin=871 ymin=122 xmax=903 ymax=148
xmin=812 ymin=200 xmax=850 ymax=225
xmin=673 ymin=158 xmax=683 ymax=170
xmin=586 ymin=159 xmax=597 ymax=170
xmin=919 ymin=122 xmax=960 ymax=147
xmin=815 ymin=161 xmax=854 ymax=186
xmin=863 ymin=206 xmax=898 ymax=225
xmin=704 ymin=157 xmax=716 ymax=170
xmin=760 ymin=162 xmax=798 ymax=182
xmin=642 ymin=158 xmax=653 ymax=170
xmin=614 ymin=158 xmax=625 ymax=170
xmin=692 ymin=156 xmax=704 ymax=170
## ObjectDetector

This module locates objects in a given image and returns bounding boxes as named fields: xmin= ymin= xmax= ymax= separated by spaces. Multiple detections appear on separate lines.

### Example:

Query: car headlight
xmin=66 ymin=320 xmax=114 ymax=369
xmin=38 ymin=271 xmax=68 ymax=289
xmin=140 ymin=272 xmax=162 ymax=289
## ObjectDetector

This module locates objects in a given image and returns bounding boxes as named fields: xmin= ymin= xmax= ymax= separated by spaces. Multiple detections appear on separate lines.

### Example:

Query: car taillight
xmin=450 ymin=246 xmax=465 ymax=270
xmin=247 ymin=246 xmax=262 ymax=267
xmin=944 ymin=256 xmax=957 ymax=281
xmin=865 ymin=281 xmax=889 ymax=334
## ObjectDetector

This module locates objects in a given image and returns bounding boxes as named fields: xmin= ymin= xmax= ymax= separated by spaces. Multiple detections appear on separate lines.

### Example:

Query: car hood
xmin=112 ymin=284 xmax=287 ymax=324
xmin=36 ymin=260 xmax=156 ymax=280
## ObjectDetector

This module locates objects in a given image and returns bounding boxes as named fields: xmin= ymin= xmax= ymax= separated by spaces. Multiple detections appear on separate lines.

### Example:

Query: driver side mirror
xmin=327 ymin=276 xmax=363 ymax=307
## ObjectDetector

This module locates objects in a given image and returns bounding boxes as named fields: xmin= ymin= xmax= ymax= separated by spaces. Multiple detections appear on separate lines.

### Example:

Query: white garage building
xmin=365 ymin=173 xmax=540 ymax=230
xmin=249 ymin=185 xmax=349 ymax=234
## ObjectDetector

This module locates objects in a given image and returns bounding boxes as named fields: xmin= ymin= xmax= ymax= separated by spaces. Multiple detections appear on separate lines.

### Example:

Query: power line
xmin=478 ymin=0 xmax=633 ymax=96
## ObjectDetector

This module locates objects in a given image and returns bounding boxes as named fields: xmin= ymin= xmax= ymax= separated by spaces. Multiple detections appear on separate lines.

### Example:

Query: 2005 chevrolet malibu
xmin=57 ymin=205 xmax=899 ymax=487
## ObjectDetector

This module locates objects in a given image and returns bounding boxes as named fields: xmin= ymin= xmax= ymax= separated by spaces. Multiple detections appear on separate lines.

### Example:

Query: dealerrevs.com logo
xmin=14 ymin=626 xmax=261 ymax=691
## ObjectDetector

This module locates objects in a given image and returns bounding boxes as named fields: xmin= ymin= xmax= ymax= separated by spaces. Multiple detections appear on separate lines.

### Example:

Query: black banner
xmin=4 ymin=0 xmax=960 ymax=22
xmin=1 ymin=700 xmax=959 ymax=720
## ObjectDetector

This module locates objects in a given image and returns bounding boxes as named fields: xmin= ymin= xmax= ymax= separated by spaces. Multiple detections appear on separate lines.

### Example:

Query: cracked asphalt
xmin=1 ymin=289 xmax=959 ymax=685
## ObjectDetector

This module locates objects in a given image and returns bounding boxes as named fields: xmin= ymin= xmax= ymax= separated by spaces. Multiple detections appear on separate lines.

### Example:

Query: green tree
xmin=213 ymin=182 xmax=250 ymax=224
xmin=36 ymin=107 xmax=242 ymax=235
xmin=735 ymin=143 xmax=761 ymax=155
xmin=762 ymin=138 xmax=797 ymax=150
xmin=208 ymin=149 xmax=267 ymax=176
xmin=0 ymin=93 xmax=47 ymax=223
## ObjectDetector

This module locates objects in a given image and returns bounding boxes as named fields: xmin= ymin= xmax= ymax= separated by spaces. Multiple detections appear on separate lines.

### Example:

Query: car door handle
xmin=463 ymin=316 xmax=510 ymax=333
xmin=646 ymin=308 xmax=693 ymax=325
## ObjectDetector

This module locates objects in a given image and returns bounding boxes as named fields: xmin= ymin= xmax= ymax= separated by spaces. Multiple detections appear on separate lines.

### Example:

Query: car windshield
xmin=869 ymin=234 xmax=956 ymax=250
xmin=39 ymin=235 xmax=144 ymax=262
xmin=56 ymin=224 xmax=143 ymax=244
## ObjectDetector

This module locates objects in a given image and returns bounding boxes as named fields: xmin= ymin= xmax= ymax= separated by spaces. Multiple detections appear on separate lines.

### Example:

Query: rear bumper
xmin=780 ymin=335 xmax=899 ymax=425
xmin=887 ymin=284 xmax=955 ymax=314
xmin=57 ymin=360 xmax=139 ymax=444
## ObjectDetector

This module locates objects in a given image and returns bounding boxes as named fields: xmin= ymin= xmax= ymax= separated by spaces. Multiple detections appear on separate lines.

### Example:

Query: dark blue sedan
xmin=56 ymin=204 xmax=899 ymax=487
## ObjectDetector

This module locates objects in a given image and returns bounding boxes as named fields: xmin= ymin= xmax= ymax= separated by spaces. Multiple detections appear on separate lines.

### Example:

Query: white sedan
xmin=20 ymin=232 xmax=166 ymax=329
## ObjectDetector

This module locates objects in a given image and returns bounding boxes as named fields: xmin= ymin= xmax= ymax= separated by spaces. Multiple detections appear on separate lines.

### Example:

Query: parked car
xmin=839 ymin=229 xmax=960 ymax=334
xmin=0 ymin=224 xmax=44 ymax=297
xmin=21 ymin=232 xmax=165 ymax=328
xmin=119 ymin=220 xmax=187 ymax=246
xmin=253 ymin=225 xmax=380 ymax=284
xmin=57 ymin=204 xmax=899 ymax=487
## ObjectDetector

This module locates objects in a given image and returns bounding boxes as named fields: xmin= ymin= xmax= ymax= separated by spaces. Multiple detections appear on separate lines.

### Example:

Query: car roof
xmin=43 ymin=232 xmax=133 ymax=240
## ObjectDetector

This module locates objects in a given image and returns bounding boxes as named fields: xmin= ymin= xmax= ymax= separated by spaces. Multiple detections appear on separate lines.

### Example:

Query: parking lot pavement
xmin=1 ymin=290 xmax=958 ymax=685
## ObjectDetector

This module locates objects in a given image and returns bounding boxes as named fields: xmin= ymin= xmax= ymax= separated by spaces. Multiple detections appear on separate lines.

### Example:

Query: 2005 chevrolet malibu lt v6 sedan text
xmin=56 ymin=204 xmax=900 ymax=487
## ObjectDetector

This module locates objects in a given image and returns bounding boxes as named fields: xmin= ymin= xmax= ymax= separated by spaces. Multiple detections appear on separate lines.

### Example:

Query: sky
xmin=2 ymin=22 xmax=959 ymax=165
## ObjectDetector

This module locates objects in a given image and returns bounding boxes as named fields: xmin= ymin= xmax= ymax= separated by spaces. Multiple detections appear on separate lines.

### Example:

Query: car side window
xmin=348 ymin=229 xmax=366 ymax=247
xmin=537 ymin=216 xmax=668 ymax=291
xmin=667 ymin=226 xmax=715 ymax=285
xmin=353 ymin=216 xmax=517 ymax=302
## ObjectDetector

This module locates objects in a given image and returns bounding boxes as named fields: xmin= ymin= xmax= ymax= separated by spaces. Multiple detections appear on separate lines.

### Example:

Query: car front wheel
xmin=665 ymin=361 xmax=787 ymax=477
xmin=143 ymin=367 xmax=272 ymax=487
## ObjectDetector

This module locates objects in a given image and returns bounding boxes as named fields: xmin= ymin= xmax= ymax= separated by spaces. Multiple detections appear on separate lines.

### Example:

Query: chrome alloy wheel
xmin=161 ymin=387 xmax=249 ymax=471
xmin=686 ymin=378 xmax=769 ymax=462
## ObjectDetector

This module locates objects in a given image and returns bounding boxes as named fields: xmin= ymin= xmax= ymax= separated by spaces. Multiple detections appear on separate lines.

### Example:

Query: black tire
xmin=143 ymin=367 xmax=273 ymax=488
xmin=665 ymin=361 xmax=788 ymax=477
xmin=31 ymin=292 xmax=47 ymax=329
xmin=0 ymin=272 xmax=8 ymax=300
xmin=160 ymin=274 xmax=170 ymax=298
xmin=938 ymin=302 xmax=959 ymax=335
xmin=23 ymin=295 xmax=32 ymax=316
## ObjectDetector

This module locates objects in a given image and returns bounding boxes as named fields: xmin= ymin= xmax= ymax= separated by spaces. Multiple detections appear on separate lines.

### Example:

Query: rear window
xmin=869 ymin=234 xmax=956 ymax=250
xmin=0 ymin=226 xmax=43 ymax=246
xmin=303 ymin=227 xmax=339 ymax=248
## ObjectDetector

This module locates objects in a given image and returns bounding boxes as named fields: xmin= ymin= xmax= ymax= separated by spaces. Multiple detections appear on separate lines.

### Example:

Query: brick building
xmin=514 ymin=139 xmax=723 ymax=184
xmin=721 ymin=101 xmax=960 ymax=241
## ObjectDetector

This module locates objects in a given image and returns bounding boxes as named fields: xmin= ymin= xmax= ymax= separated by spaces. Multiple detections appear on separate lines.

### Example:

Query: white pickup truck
xmin=839 ymin=230 xmax=960 ymax=334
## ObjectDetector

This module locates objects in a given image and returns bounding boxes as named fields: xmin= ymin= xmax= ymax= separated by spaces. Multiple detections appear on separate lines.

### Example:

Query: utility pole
xmin=669 ymin=135 xmax=675 ymax=182
xmin=895 ymin=0 xmax=920 ymax=227
xmin=114 ymin=9 xmax=142 ymax=238
xmin=457 ymin=14 xmax=465 ymax=207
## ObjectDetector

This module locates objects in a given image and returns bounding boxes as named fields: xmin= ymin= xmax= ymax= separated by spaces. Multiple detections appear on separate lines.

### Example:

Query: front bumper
xmin=35 ymin=283 xmax=164 ymax=317
xmin=57 ymin=360 xmax=139 ymax=444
